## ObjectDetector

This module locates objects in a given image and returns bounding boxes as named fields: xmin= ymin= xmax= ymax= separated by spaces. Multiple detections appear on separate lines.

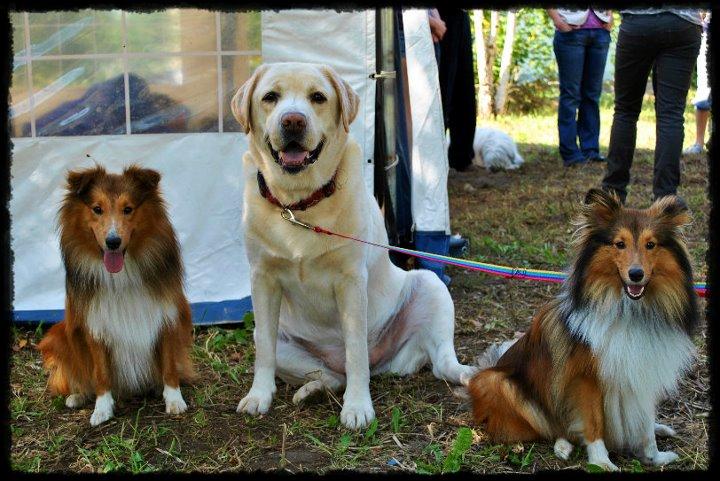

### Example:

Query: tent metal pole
xmin=378 ymin=7 xmax=397 ymax=210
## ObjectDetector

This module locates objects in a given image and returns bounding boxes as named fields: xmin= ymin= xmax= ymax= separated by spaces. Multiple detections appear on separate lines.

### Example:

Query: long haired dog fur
xmin=467 ymin=189 xmax=698 ymax=471
xmin=472 ymin=127 xmax=524 ymax=172
xmin=38 ymin=165 xmax=195 ymax=426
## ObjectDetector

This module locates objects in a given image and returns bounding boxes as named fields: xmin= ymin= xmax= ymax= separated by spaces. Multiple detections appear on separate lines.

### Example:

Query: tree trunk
xmin=486 ymin=11 xmax=499 ymax=115
xmin=489 ymin=10 xmax=498 ymax=44
xmin=473 ymin=10 xmax=493 ymax=118
xmin=494 ymin=10 xmax=516 ymax=115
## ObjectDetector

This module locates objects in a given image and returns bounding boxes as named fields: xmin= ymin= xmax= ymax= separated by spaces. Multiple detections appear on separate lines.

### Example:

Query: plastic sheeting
xmin=10 ymin=133 xmax=252 ymax=323
xmin=401 ymin=9 xmax=451 ymax=234
xmin=262 ymin=9 xmax=376 ymax=193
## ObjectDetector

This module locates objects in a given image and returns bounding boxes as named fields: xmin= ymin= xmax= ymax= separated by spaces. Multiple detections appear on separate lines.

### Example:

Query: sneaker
xmin=683 ymin=143 xmax=704 ymax=155
xmin=586 ymin=154 xmax=606 ymax=163
xmin=449 ymin=234 xmax=469 ymax=257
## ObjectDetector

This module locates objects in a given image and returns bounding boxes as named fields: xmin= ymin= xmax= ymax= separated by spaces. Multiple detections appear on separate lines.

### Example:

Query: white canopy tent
xmin=10 ymin=8 xmax=450 ymax=324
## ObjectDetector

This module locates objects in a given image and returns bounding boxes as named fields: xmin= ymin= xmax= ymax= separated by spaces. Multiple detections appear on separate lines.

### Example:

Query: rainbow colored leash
xmin=280 ymin=209 xmax=708 ymax=299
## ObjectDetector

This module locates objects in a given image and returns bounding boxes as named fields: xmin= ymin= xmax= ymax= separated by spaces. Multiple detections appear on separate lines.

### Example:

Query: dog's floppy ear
xmin=581 ymin=188 xmax=622 ymax=226
xmin=231 ymin=64 xmax=269 ymax=134
xmin=66 ymin=165 xmax=106 ymax=199
xmin=650 ymin=195 xmax=691 ymax=228
xmin=124 ymin=164 xmax=161 ymax=203
xmin=321 ymin=65 xmax=360 ymax=133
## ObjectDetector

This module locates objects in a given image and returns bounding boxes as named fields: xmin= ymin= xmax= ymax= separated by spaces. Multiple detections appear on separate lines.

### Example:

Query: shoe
xmin=683 ymin=143 xmax=703 ymax=155
xmin=586 ymin=154 xmax=606 ymax=162
xmin=449 ymin=234 xmax=469 ymax=257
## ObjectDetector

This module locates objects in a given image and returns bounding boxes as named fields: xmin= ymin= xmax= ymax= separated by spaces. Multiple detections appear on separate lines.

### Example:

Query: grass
xmin=9 ymin=97 xmax=709 ymax=473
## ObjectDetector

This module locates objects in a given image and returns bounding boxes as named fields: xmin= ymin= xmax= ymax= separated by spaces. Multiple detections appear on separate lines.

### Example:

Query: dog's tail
xmin=475 ymin=339 xmax=517 ymax=370
xmin=37 ymin=322 xmax=75 ymax=395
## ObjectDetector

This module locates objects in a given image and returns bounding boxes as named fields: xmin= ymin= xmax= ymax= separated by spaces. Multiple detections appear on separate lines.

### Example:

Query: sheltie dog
xmin=468 ymin=189 xmax=699 ymax=471
xmin=38 ymin=165 xmax=195 ymax=426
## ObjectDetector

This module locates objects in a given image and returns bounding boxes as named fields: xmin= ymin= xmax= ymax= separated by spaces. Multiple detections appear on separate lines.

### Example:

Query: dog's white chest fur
xmin=567 ymin=297 xmax=695 ymax=450
xmin=86 ymin=262 xmax=175 ymax=393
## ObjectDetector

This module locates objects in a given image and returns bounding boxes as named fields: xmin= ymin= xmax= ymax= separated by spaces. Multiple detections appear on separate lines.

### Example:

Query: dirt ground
xmin=9 ymin=117 xmax=710 ymax=473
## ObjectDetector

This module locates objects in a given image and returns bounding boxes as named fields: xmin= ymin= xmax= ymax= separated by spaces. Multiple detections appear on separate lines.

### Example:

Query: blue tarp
xmin=12 ymin=297 xmax=253 ymax=326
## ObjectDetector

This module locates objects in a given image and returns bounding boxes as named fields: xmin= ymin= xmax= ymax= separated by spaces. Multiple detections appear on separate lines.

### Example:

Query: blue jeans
xmin=553 ymin=28 xmax=611 ymax=165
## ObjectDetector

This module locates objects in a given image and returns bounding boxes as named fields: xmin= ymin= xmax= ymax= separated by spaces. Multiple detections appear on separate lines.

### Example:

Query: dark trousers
xmin=553 ymin=28 xmax=611 ymax=165
xmin=602 ymin=13 xmax=702 ymax=202
xmin=437 ymin=8 xmax=476 ymax=171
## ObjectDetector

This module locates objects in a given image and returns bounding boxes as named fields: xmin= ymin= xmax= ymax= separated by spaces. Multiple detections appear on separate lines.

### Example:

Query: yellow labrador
xmin=232 ymin=62 xmax=475 ymax=428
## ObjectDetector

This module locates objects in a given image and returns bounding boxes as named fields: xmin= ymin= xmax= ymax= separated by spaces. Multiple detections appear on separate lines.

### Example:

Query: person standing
xmin=436 ymin=7 xmax=477 ymax=172
xmin=602 ymin=9 xmax=703 ymax=203
xmin=548 ymin=8 xmax=613 ymax=167
xmin=683 ymin=11 xmax=711 ymax=156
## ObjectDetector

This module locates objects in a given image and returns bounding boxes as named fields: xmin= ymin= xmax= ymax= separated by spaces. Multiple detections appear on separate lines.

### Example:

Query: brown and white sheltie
xmin=468 ymin=189 xmax=699 ymax=471
xmin=38 ymin=165 xmax=195 ymax=426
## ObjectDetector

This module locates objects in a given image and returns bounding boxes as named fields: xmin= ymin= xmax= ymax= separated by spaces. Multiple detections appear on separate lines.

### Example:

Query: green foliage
xmin=472 ymin=9 xmax=622 ymax=115
xmin=508 ymin=444 xmax=535 ymax=470
xmin=390 ymin=407 xmax=405 ymax=433
xmin=416 ymin=427 xmax=474 ymax=474
xmin=205 ymin=312 xmax=255 ymax=352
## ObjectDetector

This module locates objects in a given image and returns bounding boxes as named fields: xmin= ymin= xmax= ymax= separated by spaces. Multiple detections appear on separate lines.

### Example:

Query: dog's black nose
xmin=106 ymin=236 xmax=121 ymax=251
xmin=281 ymin=112 xmax=306 ymax=134
xmin=628 ymin=267 xmax=644 ymax=282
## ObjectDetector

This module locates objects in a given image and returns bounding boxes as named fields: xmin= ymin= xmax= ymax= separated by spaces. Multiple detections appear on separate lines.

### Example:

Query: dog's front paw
xmin=90 ymin=392 xmax=115 ymax=427
xmin=646 ymin=451 xmax=679 ymax=466
xmin=340 ymin=398 xmax=375 ymax=429
xmin=588 ymin=459 xmax=619 ymax=472
xmin=163 ymin=385 xmax=188 ymax=415
xmin=587 ymin=440 xmax=619 ymax=472
xmin=237 ymin=388 xmax=274 ymax=415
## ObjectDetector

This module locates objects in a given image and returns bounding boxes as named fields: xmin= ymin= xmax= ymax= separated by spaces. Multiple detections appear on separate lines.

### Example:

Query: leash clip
xmin=281 ymin=208 xmax=314 ymax=230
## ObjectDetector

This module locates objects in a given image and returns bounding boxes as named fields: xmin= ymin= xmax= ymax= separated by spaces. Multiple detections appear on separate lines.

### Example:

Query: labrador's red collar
xmin=257 ymin=170 xmax=337 ymax=211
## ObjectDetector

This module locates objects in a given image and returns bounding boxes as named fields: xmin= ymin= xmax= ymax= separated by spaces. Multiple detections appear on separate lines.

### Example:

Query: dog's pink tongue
xmin=627 ymin=285 xmax=643 ymax=296
xmin=279 ymin=150 xmax=309 ymax=166
xmin=103 ymin=251 xmax=124 ymax=273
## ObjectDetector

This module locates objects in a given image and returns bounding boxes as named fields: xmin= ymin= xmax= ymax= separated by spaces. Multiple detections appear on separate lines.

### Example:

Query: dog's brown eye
xmin=614 ymin=241 xmax=626 ymax=249
xmin=310 ymin=92 xmax=327 ymax=103
xmin=262 ymin=91 xmax=279 ymax=103
xmin=646 ymin=241 xmax=656 ymax=250
xmin=92 ymin=206 xmax=103 ymax=215
xmin=123 ymin=206 xmax=133 ymax=215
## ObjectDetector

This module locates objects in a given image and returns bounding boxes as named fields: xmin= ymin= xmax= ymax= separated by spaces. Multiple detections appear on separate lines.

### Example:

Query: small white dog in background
xmin=472 ymin=127 xmax=524 ymax=172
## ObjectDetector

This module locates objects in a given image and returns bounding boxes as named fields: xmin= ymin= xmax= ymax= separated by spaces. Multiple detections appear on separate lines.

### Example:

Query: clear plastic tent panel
xmin=10 ymin=10 xmax=262 ymax=137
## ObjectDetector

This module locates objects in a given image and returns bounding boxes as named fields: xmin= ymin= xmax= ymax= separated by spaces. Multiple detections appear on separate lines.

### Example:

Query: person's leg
xmin=684 ymin=28 xmax=710 ymax=154
xmin=437 ymin=8 xmax=462 ymax=125
xmin=696 ymin=108 xmax=710 ymax=146
xmin=602 ymin=24 xmax=656 ymax=203
xmin=553 ymin=29 xmax=587 ymax=165
xmin=578 ymin=28 xmax=611 ymax=160
xmin=447 ymin=10 xmax=476 ymax=171
xmin=652 ymin=22 xmax=702 ymax=199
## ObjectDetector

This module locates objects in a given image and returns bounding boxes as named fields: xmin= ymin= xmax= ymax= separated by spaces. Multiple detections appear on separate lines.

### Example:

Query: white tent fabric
xmin=10 ymin=10 xmax=378 ymax=324
xmin=262 ymin=9 xmax=376 ymax=192
xmin=10 ymin=134 xmax=251 ymax=322
xmin=402 ymin=9 xmax=451 ymax=234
